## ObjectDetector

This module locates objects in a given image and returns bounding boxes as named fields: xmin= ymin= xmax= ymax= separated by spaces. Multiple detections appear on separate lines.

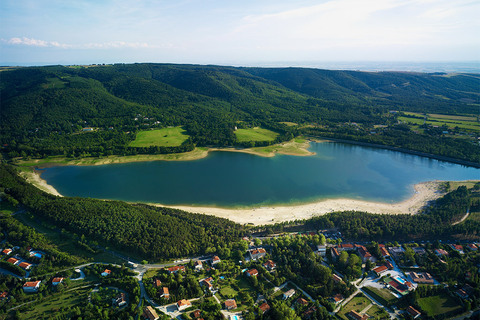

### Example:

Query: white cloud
xmin=3 ymin=37 xmax=160 ymax=49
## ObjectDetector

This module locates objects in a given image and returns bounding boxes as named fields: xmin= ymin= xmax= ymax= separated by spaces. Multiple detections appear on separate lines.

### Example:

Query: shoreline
xmin=23 ymin=168 xmax=462 ymax=225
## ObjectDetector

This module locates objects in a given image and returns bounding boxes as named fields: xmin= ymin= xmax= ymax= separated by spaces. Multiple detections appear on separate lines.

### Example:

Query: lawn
xmin=363 ymin=286 xmax=397 ymax=306
xmin=129 ymin=127 xmax=189 ymax=147
xmin=337 ymin=294 xmax=371 ymax=320
xmin=235 ymin=127 xmax=279 ymax=142
xmin=19 ymin=286 xmax=91 ymax=319
xmin=417 ymin=292 xmax=462 ymax=317
xmin=367 ymin=304 xmax=390 ymax=319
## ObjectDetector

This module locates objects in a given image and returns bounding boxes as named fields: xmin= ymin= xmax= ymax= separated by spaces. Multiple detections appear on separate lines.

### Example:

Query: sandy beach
xmin=23 ymin=169 xmax=466 ymax=226
xmin=164 ymin=181 xmax=444 ymax=225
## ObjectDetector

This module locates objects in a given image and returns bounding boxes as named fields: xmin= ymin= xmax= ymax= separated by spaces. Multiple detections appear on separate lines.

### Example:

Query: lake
xmin=40 ymin=142 xmax=479 ymax=207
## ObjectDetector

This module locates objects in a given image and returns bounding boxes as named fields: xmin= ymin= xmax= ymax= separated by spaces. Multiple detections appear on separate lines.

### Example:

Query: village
xmin=1 ymin=229 xmax=478 ymax=320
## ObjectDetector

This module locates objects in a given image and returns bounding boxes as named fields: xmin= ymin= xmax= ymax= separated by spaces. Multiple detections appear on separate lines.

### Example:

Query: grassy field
xmin=19 ymin=286 xmax=91 ymax=319
xmin=363 ymin=286 xmax=397 ymax=306
xmin=448 ymin=180 xmax=479 ymax=191
xmin=400 ymin=112 xmax=479 ymax=132
xmin=337 ymin=294 xmax=371 ymax=320
xmin=235 ymin=127 xmax=279 ymax=142
xmin=467 ymin=211 xmax=480 ymax=222
xmin=417 ymin=292 xmax=462 ymax=317
xmin=129 ymin=127 xmax=189 ymax=147
xmin=367 ymin=304 xmax=390 ymax=319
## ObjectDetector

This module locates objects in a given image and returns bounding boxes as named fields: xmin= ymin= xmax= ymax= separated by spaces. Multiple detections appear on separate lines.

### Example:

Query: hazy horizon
xmin=1 ymin=0 xmax=479 ymax=67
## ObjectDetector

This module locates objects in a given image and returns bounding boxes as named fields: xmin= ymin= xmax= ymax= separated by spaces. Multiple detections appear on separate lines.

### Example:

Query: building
xmin=212 ymin=256 xmax=221 ymax=265
xmin=167 ymin=265 xmax=186 ymax=273
xmin=357 ymin=246 xmax=376 ymax=263
xmin=412 ymin=247 xmax=427 ymax=256
xmin=0 ymin=292 xmax=8 ymax=300
xmin=23 ymin=280 xmax=41 ymax=293
xmin=18 ymin=262 xmax=32 ymax=270
xmin=161 ymin=287 xmax=169 ymax=299
xmin=373 ymin=265 xmax=389 ymax=277
xmin=7 ymin=257 xmax=19 ymax=265
xmin=467 ymin=244 xmax=478 ymax=251
xmin=2 ymin=249 xmax=12 ymax=255
xmin=329 ymin=294 xmax=344 ymax=304
xmin=379 ymin=247 xmax=390 ymax=258
xmin=347 ymin=310 xmax=368 ymax=320
xmin=246 ymin=268 xmax=258 ymax=277
xmin=337 ymin=244 xmax=355 ymax=252
xmin=153 ymin=278 xmax=162 ymax=288
xmin=388 ymin=247 xmax=405 ymax=259
xmin=113 ymin=292 xmax=127 ymax=307
xmin=435 ymin=249 xmax=449 ymax=257
xmin=249 ymin=248 xmax=267 ymax=260
xmin=194 ymin=260 xmax=203 ymax=271
xmin=263 ymin=260 xmax=276 ymax=271
xmin=406 ymin=306 xmax=421 ymax=319
xmin=332 ymin=274 xmax=344 ymax=284
xmin=317 ymin=245 xmax=326 ymax=257
xmin=331 ymin=248 xmax=340 ymax=261
xmin=177 ymin=299 xmax=191 ymax=311
xmin=283 ymin=289 xmax=295 ymax=300
xmin=297 ymin=297 xmax=309 ymax=306
xmin=224 ymin=299 xmax=237 ymax=310
xmin=201 ymin=277 xmax=213 ymax=290
xmin=259 ymin=302 xmax=270 ymax=314
xmin=52 ymin=277 xmax=64 ymax=286
xmin=192 ymin=309 xmax=202 ymax=319
xmin=449 ymin=244 xmax=464 ymax=254
xmin=143 ymin=306 xmax=159 ymax=320
xmin=101 ymin=269 xmax=111 ymax=276
xmin=410 ymin=272 xmax=435 ymax=284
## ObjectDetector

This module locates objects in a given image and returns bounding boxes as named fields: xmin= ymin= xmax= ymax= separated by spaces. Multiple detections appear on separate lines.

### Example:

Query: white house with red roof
xmin=23 ymin=280 xmax=41 ymax=293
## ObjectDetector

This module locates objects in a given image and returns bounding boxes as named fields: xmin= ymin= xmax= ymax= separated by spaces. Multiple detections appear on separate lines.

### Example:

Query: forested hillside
xmin=1 ymin=63 xmax=479 ymax=162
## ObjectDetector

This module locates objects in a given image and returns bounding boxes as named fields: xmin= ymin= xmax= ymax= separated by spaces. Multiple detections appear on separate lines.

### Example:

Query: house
xmin=337 ymin=244 xmax=355 ymax=252
xmin=259 ymin=302 xmax=270 ymax=314
xmin=449 ymin=244 xmax=464 ymax=254
xmin=246 ymin=269 xmax=258 ymax=277
xmin=317 ymin=245 xmax=326 ymax=257
xmin=412 ymin=247 xmax=427 ymax=256
xmin=373 ymin=265 xmax=388 ymax=277
xmin=406 ymin=306 xmax=421 ymax=319
xmin=153 ymin=278 xmax=162 ymax=288
xmin=143 ymin=306 xmax=159 ymax=320
xmin=435 ymin=249 xmax=449 ymax=257
xmin=101 ymin=269 xmax=111 ymax=276
xmin=18 ymin=262 xmax=32 ymax=270
xmin=52 ymin=277 xmax=64 ymax=286
xmin=249 ymin=248 xmax=267 ymax=260
xmin=2 ymin=249 xmax=12 ymax=255
xmin=379 ymin=247 xmax=390 ymax=258
xmin=0 ymin=292 xmax=8 ymax=300
xmin=329 ymin=294 xmax=344 ymax=304
xmin=357 ymin=246 xmax=376 ymax=263
xmin=7 ymin=257 xmax=19 ymax=265
xmin=388 ymin=247 xmax=405 ymax=259
xmin=167 ymin=265 xmax=186 ymax=273
xmin=297 ymin=297 xmax=309 ymax=306
xmin=194 ymin=260 xmax=203 ymax=271
xmin=113 ymin=292 xmax=127 ymax=307
xmin=224 ymin=299 xmax=237 ymax=310
xmin=331 ymin=248 xmax=340 ymax=261
xmin=23 ymin=280 xmax=41 ymax=293
xmin=283 ymin=289 xmax=295 ymax=300
xmin=410 ymin=272 xmax=435 ymax=284
xmin=160 ymin=287 xmax=169 ymax=299
xmin=263 ymin=260 xmax=276 ymax=271
xmin=385 ymin=261 xmax=394 ymax=270
xmin=347 ymin=310 xmax=369 ymax=320
xmin=201 ymin=277 xmax=213 ymax=290
xmin=192 ymin=309 xmax=202 ymax=319
xmin=332 ymin=274 xmax=344 ymax=284
xmin=177 ymin=299 xmax=191 ymax=311
xmin=467 ymin=244 xmax=478 ymax=251
xmin=456 ymin=289 xmax=469 ymax=299
xmin=211 ymin=256 xmax=221 ymax=265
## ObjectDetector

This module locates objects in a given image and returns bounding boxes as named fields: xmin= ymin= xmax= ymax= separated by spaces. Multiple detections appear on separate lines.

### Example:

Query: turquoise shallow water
xmin=40 ymin=142 xmax=479 ymax=207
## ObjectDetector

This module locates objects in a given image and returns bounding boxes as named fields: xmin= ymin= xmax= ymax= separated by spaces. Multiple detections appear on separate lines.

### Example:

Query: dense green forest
xmin=1 ymin=64 xmax=478 ymax=163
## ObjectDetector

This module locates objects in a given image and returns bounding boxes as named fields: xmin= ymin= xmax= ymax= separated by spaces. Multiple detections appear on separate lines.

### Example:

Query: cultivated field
xmin=399 ymin=112 xmax=479 ymax=133
xmin=129 ymin=127 xmax=189 ymax=147
xmin=416 ymin=292 xmax=462 ymax=317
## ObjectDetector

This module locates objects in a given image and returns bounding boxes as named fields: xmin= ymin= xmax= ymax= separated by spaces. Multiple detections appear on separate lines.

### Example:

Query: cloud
xmin=2 ymin=37 xmax=159 ymax=49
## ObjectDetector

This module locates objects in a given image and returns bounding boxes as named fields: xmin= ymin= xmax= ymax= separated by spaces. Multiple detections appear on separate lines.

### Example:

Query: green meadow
xmin=129 ymin=127 xmax=190 ymax=147
xmin=235 ymin=127 xmax=279 ymax=142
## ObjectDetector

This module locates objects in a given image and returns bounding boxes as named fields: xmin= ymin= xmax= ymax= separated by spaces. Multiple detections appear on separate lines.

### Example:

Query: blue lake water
xmin=40 ymin=142 xmax=479 ymax=207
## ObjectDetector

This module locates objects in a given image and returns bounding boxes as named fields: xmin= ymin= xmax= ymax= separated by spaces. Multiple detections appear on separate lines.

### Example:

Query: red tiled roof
xmin=259 ymin=302 xmax=270 ymax=313
xmin=23 ymin=281 xmax=41 ymax=288
xmin=373 ymin=265 xmax=388 ymax=274
xmin=177 ymin=299 xmax=191 ymax=307
xmin=52 ymin=277 xmax=64 ymax=283
xmin=246 ymin=268 xmax=258 ymax=276
xmin=7 ymin=257 xmax=18 ymax=264
xmin=18 ymin=262 xmax=31 ymax=269
xmin=225 ymin=299 xmax=237 ymax=309
xmin=407 ymin=306 xmax=421 ymax=317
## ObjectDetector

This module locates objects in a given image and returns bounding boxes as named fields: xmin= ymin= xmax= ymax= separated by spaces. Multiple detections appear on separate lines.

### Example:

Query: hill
xmin=1 ymin=63 xmax=479 ymax=163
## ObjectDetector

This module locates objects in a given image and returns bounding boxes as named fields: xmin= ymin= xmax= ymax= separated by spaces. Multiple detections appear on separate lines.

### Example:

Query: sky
xmin=1 ymin=0 xmax=479 ymax=66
